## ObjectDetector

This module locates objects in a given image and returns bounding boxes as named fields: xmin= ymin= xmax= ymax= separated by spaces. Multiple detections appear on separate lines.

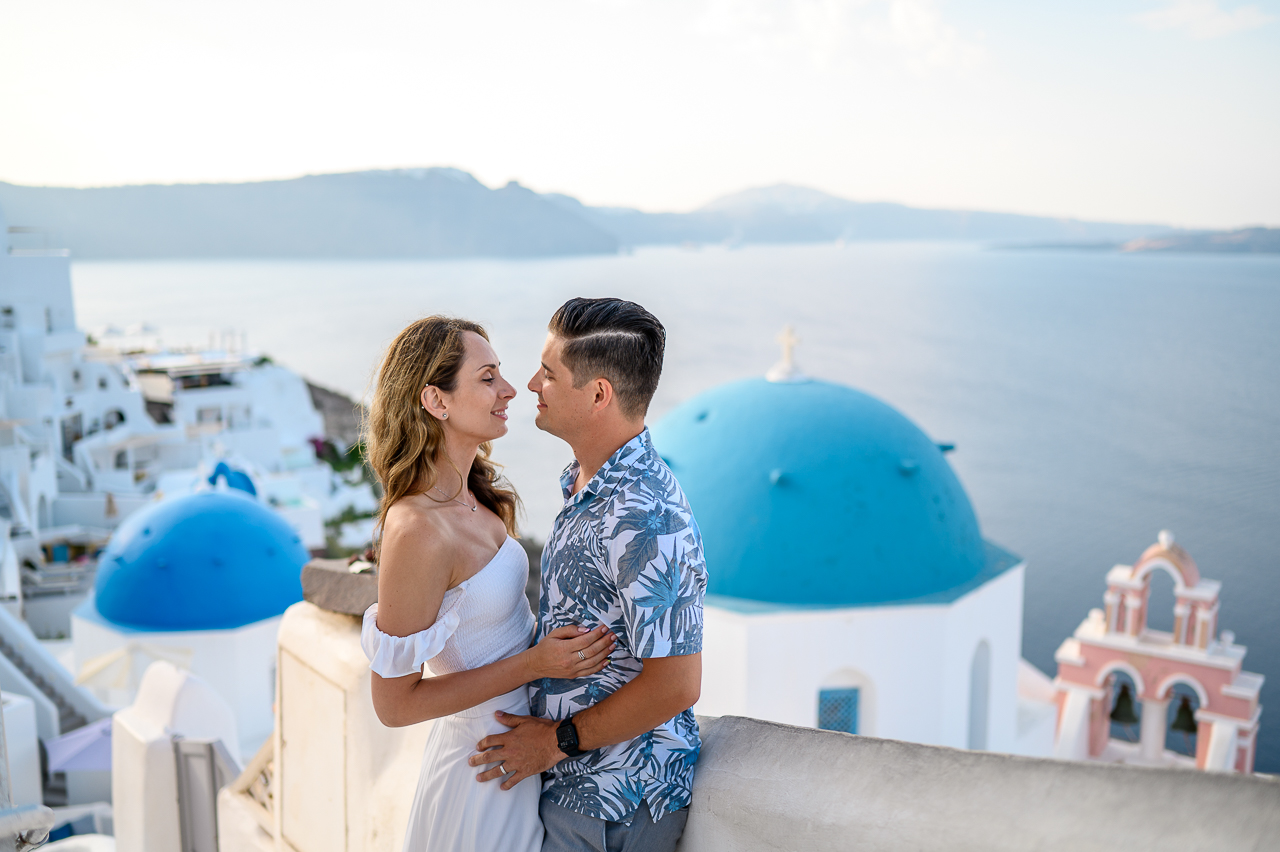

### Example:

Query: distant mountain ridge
xmin=549 ymin=184 xmax=1174 ymax=247
xmin=0 ymin=169 xmax=618 ymax=259
xmin=0 ymin=169 xmax=1185 ymax=259
xmin=1121 ymin=227 xmax=1280 ymax=254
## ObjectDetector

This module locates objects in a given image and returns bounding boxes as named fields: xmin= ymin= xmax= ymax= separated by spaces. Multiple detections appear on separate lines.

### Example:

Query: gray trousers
xmin=540 ymin=799 xmax=689 ymax=852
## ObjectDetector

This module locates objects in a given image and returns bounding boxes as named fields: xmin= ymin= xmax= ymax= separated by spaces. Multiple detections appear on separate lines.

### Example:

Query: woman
xmin=360 ymin=317 xmax=615 ymax=851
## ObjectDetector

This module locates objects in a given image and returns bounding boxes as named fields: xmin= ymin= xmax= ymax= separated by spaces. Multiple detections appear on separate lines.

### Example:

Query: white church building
xmin=71 ymin=489 xmax=310 ymax=756
xmin=652 ymin=352 xmax=1058 ymax=756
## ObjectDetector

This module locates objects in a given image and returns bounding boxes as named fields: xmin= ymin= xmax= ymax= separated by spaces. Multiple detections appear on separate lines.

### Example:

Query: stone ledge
xmin=300 ymin=559 xmax=377 ymax=616
xmin=678 ymin=716 xmax=1280 ymax=852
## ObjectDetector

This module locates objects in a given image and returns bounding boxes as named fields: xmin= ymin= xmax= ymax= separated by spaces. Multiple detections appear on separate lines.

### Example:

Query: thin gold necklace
xmin=432 ymin=484 xmax=477 ymax=512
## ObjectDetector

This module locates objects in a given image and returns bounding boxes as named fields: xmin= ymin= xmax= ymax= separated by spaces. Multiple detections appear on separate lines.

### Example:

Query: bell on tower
xmin=1109 ymin=682 xmax=1139 ymax=742
xmin=1170 ymin=695 xmax=1199 ymax=753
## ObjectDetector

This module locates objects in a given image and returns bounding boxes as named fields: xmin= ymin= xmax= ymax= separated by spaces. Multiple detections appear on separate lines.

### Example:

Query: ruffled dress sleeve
xmin=361 ymin=599 xmax=462 ymax=678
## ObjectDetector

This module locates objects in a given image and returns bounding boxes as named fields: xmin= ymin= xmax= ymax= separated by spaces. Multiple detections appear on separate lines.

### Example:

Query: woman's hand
xmin=524 ymin=624 xmax=616 ymax=680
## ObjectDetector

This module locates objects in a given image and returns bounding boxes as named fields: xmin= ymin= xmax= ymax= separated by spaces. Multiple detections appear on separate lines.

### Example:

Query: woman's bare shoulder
xmin=376 ymin=497 xmax=458 ymax=634
xmin=380 ymin=497 xmax=457 ymax=576
xmin=382 ymin=494 xmax=449 ymax=542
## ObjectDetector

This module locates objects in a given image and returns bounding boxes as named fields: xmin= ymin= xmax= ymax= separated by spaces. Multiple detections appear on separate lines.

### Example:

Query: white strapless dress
xmin=361 ymin=536 xmax=543 ymax=852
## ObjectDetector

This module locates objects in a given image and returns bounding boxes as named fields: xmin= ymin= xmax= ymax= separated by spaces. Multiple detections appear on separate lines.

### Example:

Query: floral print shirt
xmin=532 ymin=428 xmax=707 ymax=823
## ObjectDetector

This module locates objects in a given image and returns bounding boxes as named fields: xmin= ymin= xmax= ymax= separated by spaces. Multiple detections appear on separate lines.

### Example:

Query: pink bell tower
xmin=1052 ymin=531 xmax=1263 ymax=773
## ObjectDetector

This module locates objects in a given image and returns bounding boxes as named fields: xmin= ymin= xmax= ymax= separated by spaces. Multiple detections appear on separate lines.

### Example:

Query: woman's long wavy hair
xmin=366 ymin=317 xmax=520 ymax=548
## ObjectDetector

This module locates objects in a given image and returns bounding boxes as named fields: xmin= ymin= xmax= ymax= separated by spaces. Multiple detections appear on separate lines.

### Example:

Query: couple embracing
xmin=360 ymin=297 xmax=706 ymax=852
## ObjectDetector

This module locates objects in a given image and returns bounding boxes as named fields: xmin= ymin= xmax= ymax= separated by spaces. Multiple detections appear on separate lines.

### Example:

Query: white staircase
xmin=0 ymin=606 xmax=108 ymax=739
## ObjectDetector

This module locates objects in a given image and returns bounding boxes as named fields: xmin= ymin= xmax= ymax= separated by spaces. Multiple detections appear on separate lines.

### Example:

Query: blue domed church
xmin=71 ymin=489 xmax=308 ymax=752
xmin=650 ymin=347 xmax=1058 ymax=755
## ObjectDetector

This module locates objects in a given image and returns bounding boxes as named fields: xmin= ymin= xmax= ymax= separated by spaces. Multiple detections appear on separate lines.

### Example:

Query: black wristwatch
xmin=556 ymin=715 xmax=585 ymax=758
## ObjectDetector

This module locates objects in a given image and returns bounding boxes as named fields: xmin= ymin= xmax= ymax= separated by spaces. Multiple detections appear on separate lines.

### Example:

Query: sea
xmin=70 ymin=242 xmax=1280 ymax=771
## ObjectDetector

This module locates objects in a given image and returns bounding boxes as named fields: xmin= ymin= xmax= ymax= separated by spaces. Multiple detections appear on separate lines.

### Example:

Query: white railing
xmin=0 ymin=804 xmax=55 ymax=851
xmin=0 ymin=605 xmax=110 ymax=737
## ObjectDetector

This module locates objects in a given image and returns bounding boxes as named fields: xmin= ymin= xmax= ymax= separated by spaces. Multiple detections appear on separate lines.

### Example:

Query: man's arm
xmin=469 ymin=652 xmax=701 ymax=790
xmin=575 ymin=652 xmax=701 ymax=749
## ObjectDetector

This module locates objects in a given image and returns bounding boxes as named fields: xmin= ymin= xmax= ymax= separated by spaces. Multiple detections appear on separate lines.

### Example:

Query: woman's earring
xmin=441 ymin=412 xmax=449 ymax=419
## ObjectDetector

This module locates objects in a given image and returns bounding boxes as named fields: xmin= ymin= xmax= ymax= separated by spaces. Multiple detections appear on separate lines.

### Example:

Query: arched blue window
xmin=968 ymin=641 xmax=990 ymax=750
xmin=818 ymin=688 xmax=859 ymax=734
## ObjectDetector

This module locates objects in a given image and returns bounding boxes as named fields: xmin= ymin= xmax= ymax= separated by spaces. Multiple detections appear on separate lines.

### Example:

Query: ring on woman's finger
xmin=577 ymin=650 xmax=586 ymax=661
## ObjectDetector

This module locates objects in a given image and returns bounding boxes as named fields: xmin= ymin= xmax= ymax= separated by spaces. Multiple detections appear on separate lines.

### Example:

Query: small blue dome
xmin=93 ymin=491 xmax=307 ymax=631
xmin=208 ymin=461 xmax=257 ymax=496
xmin=651 ymin=378 xmax=987 ymax=607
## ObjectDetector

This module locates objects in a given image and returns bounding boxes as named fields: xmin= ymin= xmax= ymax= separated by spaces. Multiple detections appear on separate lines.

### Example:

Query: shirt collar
xmin=559 ymin=428 xmax=653 ymax=504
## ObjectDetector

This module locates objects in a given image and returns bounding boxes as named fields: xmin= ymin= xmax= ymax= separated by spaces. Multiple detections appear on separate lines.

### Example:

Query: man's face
xmin=528 ymin=333 xmax=595 ymax=440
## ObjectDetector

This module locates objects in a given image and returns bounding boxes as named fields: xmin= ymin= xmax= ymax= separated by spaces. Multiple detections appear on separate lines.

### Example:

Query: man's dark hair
xmin=548 ymin=297 xmax=666 ymax=419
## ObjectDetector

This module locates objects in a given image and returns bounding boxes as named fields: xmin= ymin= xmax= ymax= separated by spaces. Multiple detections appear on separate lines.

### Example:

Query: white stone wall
xmin=234 ymin=365 xmax=326 ymax=457
xmin=2 ymin=691 xmax=42 ymax=806
xmin=72 ymin=609 xmax=281 ymax=756
xmin=272 ymin=601 xmax=433 ymax=852
xmin=941 ymin=564 xmax=1024 ymax=752
xmin=0 ymin=253 xmax=77 ymax=339
xmin=113 ymin=663 xmax=240 ymax=852
xmin=697 ymin=564 xmax=1025 ymax=751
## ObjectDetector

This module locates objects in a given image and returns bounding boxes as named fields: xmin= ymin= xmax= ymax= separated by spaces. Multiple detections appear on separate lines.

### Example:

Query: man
xmin=469 ymin=297 xmax=706 ymax=851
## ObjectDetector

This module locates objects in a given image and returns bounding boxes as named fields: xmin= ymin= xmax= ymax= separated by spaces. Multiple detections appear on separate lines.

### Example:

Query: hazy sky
xmin=2 ymin=0 xmax=1277 ymax=228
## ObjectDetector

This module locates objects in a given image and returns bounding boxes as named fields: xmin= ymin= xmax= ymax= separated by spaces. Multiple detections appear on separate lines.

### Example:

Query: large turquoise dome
xmin=93 ymin=491 xmax=308 ymax=631
xmin=651 ymin=377 xmax=992 ymax=608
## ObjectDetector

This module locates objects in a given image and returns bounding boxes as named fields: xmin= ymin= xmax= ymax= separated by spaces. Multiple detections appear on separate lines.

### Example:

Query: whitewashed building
xmin=0 ymin=202 xmax=375 ymax=626
xmin=0 ymin=202 xmax=375 ymax=825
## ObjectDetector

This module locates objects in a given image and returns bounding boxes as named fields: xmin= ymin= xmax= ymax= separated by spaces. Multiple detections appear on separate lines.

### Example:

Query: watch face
xmin=557 ymin=719 xmax=579 ymax=754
